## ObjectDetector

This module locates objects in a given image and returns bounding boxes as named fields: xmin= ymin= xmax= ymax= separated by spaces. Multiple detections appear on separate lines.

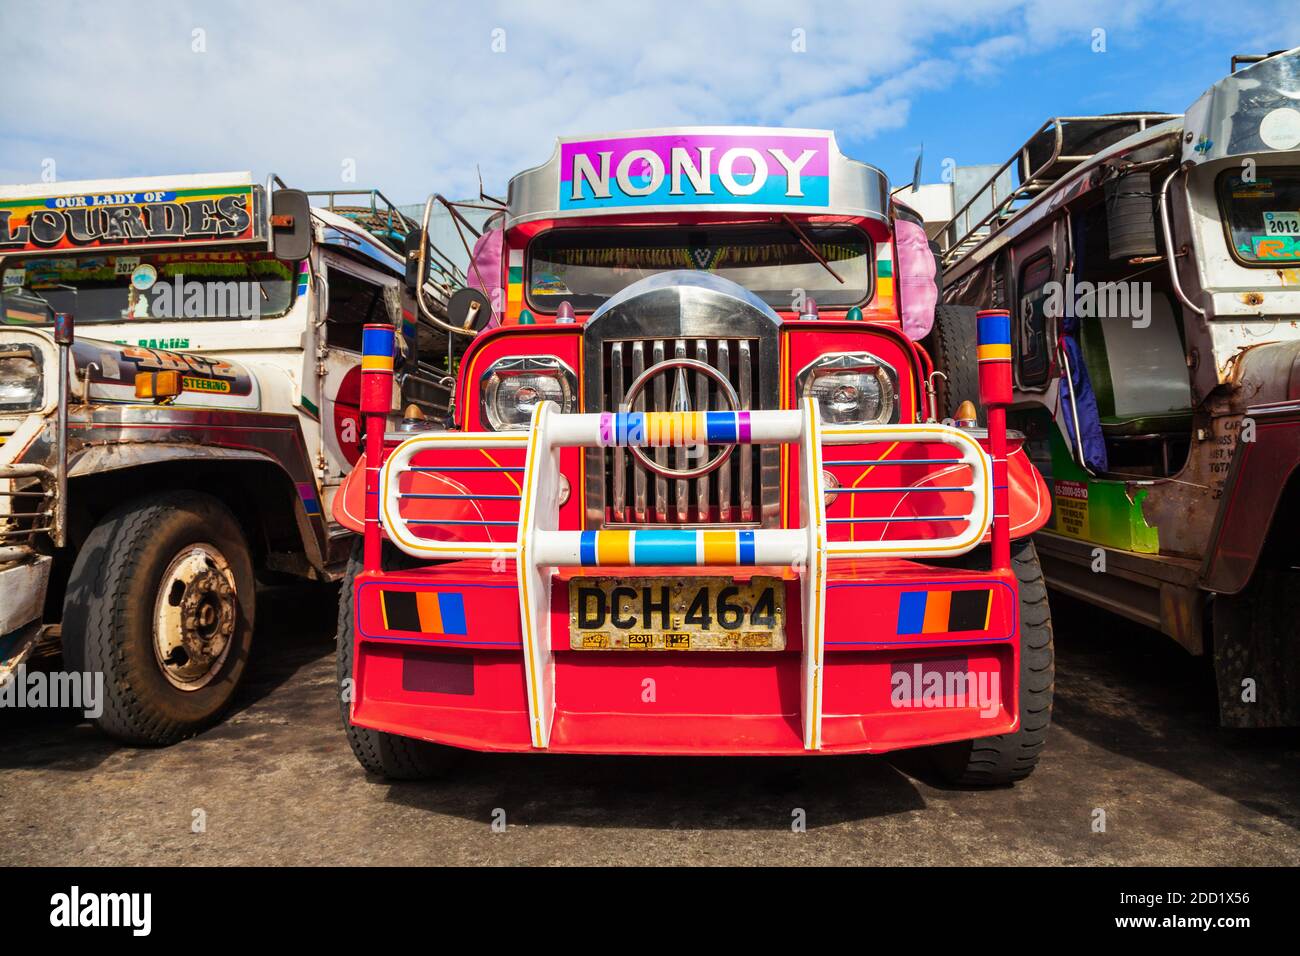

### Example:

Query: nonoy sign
xmin=559 ymin=131 xmax=831 ymax=210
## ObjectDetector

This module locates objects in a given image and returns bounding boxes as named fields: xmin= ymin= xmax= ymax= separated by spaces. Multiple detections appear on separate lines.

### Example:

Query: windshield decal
xmin=0 ymin=185 xmax=260 ymax=253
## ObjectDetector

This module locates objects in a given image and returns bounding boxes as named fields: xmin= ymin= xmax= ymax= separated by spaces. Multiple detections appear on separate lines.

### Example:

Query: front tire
xmin=336 ymin=541 xmax=461 ymax=780
xmin=925 ymin=303 xmax=982 ymax=423
xmin=929 ymin=539 xmax=1055 ymax=786
xmin=62 ymin=492 xmax=255 ymax=745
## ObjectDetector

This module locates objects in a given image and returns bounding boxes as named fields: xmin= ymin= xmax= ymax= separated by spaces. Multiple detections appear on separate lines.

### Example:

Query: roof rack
xmin=304 ymin=188 xmax=415 ymax=252
xmin=938 ymin=113 xmax=1179 ymax=268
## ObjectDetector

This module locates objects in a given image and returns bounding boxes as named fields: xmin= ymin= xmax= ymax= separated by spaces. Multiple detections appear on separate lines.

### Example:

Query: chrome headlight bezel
xmin=0 ymin=343 xmax=44 ymax=413
xmin=797 ymin=351 xmax=899 ymax=425
xmin=479 ymin=355 xmax=577 ymax=431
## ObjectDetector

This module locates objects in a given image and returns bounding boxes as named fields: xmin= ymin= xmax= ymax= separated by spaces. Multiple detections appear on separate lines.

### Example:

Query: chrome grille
xmin=597 ymin=337 xmax=769 ymax=526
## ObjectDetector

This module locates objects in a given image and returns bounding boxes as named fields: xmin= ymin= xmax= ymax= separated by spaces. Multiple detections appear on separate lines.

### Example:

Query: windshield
xmin=0 ymin=249 xmax=299 ymax=323
xmin=1217 ymin=166 xmax=1300 ymax=265
xmin=527 ymin=225 xmax=871 ymax=311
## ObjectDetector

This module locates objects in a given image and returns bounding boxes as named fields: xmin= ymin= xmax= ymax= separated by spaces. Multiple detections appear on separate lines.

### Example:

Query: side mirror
xmin=446 ymin=287 xmax=492 ymax=359
xmin=271 ymin=189 xmax=313 ymax=262
xmin=403 ymin=229 xmax=425 ymax=291
xmin=0 ymin=288 xmax=56 ymax=327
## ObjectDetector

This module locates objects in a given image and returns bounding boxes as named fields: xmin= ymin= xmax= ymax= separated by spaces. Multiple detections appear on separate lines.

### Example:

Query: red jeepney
xmin=331 ymin=128 xmax=1053 ymax=786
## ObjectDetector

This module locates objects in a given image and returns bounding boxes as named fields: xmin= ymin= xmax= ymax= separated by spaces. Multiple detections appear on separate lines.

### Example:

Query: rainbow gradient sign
xmin=559 ymin=131 xmax=831 ymax=210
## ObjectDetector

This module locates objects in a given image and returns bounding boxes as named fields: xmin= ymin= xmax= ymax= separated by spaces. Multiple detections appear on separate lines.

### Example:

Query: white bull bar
xmin=377 ymin=399 xmax=993 ymax=750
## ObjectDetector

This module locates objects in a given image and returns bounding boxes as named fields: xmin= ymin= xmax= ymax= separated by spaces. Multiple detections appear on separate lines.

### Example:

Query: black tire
xmin=62 ymin=492 xmax=255 ymax=745
xmin=1212 ymin=565 xmax=1300 ymax=728
xmin=929 ymin=538 xmax=1054 ymax=786
xmin=336 ymin=541 xmax=461 ymax=780
xmin=925 ymin=303 xmax=983 ymax=423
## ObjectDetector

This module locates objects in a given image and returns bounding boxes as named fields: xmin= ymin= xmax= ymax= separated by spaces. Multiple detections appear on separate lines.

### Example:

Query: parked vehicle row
xmin=2 ymin=47 xmax=1294 ymax=784
xmin=935 ymin=47 xmax=1300 ymax=727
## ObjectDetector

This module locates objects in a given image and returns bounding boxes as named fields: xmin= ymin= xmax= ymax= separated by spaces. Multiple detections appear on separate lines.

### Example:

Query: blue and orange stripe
xmin=976 ymin=312 xmax=1012 ymax=363
xmin=380 ymin=590 xmax=468 ymax=635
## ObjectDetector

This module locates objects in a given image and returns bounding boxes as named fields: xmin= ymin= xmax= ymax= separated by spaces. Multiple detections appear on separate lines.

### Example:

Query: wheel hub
xmin=153 ymin=545 xmax=238 ymax=690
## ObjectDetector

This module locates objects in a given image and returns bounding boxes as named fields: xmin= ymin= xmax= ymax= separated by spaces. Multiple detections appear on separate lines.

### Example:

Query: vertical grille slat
xmin=673 ymin=339 xmax=689 ymax=521
xmin=599 ymin=334 xmax=769 ymax=528
xmin=631 ymin=341 xmax=647 ymax=522
xmin=714 ymin=339 xmax=732 ymax=523
xmin=610 ymin=341 xmax=626 ymax=522
xmin=651 ymin=339 xmax=668 ymax=521
xmin=738 ymin=340 xmax=754 ymax=522
xmin=694 ymin=339 xmax=709 ymax=520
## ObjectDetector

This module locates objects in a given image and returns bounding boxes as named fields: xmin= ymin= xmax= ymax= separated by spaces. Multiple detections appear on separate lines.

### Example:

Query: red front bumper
xmin=349 ymin=559 xmax=1019 ymax=756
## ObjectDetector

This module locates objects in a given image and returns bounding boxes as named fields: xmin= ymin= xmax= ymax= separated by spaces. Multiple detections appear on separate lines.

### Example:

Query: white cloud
xmin=0 ymin=0 xmax=1230 ymax=203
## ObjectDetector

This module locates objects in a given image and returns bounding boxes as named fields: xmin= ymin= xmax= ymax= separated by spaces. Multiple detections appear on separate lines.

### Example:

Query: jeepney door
xmin=313 ymin=253 xmax=404 ymax=509
xmin=1010 ymin=224 xmax=1061 ymax=392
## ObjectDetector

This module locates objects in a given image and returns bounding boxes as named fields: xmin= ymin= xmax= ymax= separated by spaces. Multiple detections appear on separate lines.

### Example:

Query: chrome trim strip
xmin=715 ymin=339 xmax=732 ymax=523
xmin=632 ymin=341 xmax=647 ymax=522
xmin=652 ymin=339 xmax=668 ymax=520
xmin=610 ymin=341 xmax=626 ymax=521
xmin=739 ymin=339 xmax=754 ymax=522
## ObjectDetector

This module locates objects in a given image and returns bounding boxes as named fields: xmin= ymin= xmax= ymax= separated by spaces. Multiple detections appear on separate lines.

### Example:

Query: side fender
xmin=974 ymin=435 xmax=1050 ymax=544
xmin=332 ymin=451 xmax=509 ymax=540
xmin=1005 ymin=442 xmax=1052 ymax=540
xmin=334 ymin=454 xmax=367 ymax=533
xmin=1201 ymin=403 xmax=1300 ymax=595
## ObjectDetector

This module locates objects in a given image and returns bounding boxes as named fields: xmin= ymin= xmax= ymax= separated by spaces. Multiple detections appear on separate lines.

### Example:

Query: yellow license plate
xmin=569 ymin=576 xmax=785 ymax=651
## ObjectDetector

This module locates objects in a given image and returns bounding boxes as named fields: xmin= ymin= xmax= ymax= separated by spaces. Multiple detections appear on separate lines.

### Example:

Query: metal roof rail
xmin=937 ymin=113 xmax=1179 ymax=269
xmin=303 ymin=188 xmax=415 ymax=250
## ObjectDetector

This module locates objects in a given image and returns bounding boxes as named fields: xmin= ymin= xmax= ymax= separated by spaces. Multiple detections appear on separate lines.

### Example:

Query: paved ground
xmin=2 ymin=584 xmax=1297 ymax=866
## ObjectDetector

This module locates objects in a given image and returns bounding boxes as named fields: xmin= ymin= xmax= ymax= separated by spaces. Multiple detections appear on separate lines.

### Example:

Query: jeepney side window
xmin=1216 ymin=166 xmax=1300 ymax=266
xmin=1016 ymin=251 xmax=1054 ymax=389
xmin=324 ymin=268 xmax=383 ymax=352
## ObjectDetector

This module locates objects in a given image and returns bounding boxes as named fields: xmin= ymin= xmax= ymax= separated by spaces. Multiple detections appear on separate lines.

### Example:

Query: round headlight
xmin=0 ymin=346 xmax=43 ymax=412
xmin=798 ymin=352 xmax=897 ymax=425
xmin=480 ymin=355 xmax=576 ymax=430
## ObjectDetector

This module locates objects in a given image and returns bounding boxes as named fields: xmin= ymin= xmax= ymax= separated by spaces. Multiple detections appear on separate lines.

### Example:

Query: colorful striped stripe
xmin=361 ymin=326 xmax=395 ymax=371
xmin=875 ymin=250 xmax=894 ymax=306
xmin=597 ymin=410 xmax=751 ymax=447
xmin=296 ymin=481 xmax=321 ymax=516
xmin=897 ymin=589 xmax=991 ymax=635
xmin=506 ymin=249 xmax=524 ymax=321
xmin=577 ymin=529 xmax=758 ymax=566
xmin=296 ymin=260 xmax=310 ymax=296
xmin=977 ymin=342 xmax=1012 ymax=361
xmin=381 ymin=590 xmax=468 ymax=635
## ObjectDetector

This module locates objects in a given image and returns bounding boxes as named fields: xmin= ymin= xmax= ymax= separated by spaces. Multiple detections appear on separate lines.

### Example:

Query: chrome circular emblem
xmin=620 ymin=357 xmax=741 ymax=481
xmin=153 ymin=544 xmax=238 ymax=691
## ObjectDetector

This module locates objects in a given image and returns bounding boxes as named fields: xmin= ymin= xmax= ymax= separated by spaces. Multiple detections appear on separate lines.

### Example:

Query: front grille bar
xmin=715 ymin=339 xmax=732 ymax=523
xmin=631 ymin=342 xmax=647 ymax=521
xmin=610 ymin=341 xmax=626 ymax=521
xmin=601 ymin=335 xmax=767 ymax=526
xmin=738 ymin=340 xmax=754 ymax=522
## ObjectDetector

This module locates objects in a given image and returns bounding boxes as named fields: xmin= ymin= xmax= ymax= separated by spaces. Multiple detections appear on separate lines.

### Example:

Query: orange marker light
xmin=134 ymin=370 xmax=183 ymax=400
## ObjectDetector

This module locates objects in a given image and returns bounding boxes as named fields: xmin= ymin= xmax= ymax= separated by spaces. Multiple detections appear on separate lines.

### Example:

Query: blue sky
xmin=1 ymin=1 xmax=1297 ymax=203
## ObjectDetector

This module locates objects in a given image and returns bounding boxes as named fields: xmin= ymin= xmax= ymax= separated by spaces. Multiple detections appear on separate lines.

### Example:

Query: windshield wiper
xmin=781 ymin=214 xmax=844 ymax=284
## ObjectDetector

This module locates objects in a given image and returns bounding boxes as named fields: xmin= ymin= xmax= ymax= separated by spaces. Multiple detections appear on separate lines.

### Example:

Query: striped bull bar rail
xmin=374 ymin=400 xmax=994 ymax=751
